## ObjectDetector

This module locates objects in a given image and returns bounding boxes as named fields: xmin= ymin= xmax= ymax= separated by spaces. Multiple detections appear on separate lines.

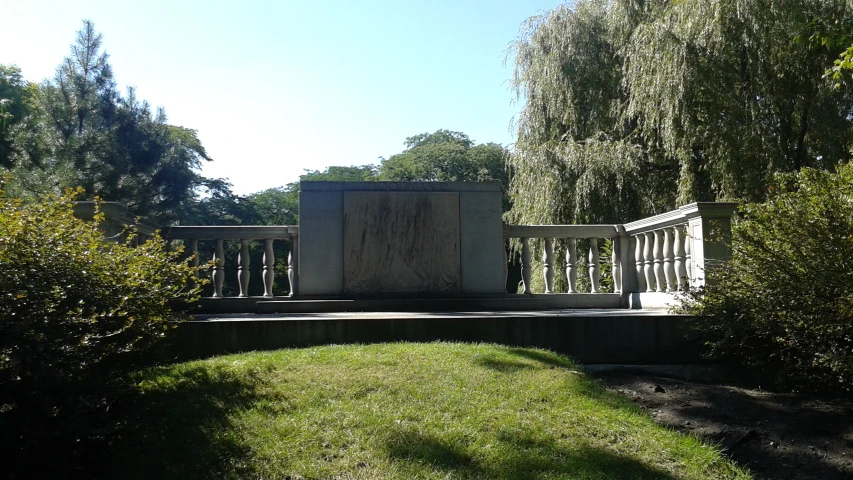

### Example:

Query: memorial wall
xmin=299 ymin=182 xmax=505 ymax=296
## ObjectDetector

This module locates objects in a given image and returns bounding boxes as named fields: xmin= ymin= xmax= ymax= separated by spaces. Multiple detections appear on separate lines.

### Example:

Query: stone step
xmin=175 ymin=309 xmax=698 ymax=365
xmin=195 ymin=294 xmax=627 ymax=314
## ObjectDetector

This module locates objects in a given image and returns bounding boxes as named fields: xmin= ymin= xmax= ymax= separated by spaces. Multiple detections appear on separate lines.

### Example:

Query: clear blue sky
xmin=1 ymin=0 xmax=565 ymax=195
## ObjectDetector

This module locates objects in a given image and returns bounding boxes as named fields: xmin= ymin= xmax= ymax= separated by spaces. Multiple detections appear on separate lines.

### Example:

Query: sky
xmin=1 ymin=0 xmax=565 ymax=195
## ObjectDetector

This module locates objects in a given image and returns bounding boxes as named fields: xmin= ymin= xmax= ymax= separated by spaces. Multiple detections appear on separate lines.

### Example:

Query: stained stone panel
xmin=298 ymin=190 xmax=344 ymax=295
xmin=343 ymin=191 xmax=460 ymax=293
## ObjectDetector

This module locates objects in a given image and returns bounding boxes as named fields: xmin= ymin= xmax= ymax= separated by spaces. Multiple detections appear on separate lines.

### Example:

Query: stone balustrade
xmin=503 ymin=224 xmax=622 ymax=295
xmin=503 ymin=202 xmax=738 ymax=306
xmin=79 ymin=199 xmax=736 ymax=308
xmin=622 ymin=202 xmax=738 ymax=293
xmin=162 ymin=226 xmax=300 ymax=298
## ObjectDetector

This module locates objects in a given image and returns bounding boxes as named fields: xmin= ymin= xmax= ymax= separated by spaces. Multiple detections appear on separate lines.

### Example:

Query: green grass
xmin=105 ymin=343 xmax=750 ymax=479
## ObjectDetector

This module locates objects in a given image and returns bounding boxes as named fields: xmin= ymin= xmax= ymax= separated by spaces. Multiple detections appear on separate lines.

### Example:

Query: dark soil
xmin=591 ymin=372 xmax=853 ymax=480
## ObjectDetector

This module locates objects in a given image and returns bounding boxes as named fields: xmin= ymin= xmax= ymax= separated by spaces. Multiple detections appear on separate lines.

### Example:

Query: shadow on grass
xmin=504 ymin=347 xmax=576 ymax=368
xmin=591 ymin=372 xmax=853 ymax=480
xmin=101 ymin=363 xmax=265 ymax=480
xmin=474 ymin=356 xmax=537 ymax=372
xmin=386 ymin=429 xmax=677 ymax=480
xmin=475 ymin=346 xmax=578 ymax=373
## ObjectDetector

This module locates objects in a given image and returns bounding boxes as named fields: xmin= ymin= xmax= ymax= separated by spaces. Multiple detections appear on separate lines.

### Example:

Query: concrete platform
xmin=195 ymin=294 xmax=627 ymax=314
xmin=175 ymin=309 xmax=700 ymax=365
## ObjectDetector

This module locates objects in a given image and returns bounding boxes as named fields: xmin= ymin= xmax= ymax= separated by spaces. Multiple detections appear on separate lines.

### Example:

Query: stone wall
xmin=298 ymin=181 xmax=505 ymax=296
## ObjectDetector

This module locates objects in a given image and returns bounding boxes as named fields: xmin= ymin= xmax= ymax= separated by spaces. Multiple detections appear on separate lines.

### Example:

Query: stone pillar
xmin=686 ymin=204 xmax=737 ymax=287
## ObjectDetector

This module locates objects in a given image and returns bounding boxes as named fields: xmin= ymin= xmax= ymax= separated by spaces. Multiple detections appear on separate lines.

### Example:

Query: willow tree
xmin=507 ymin=0 xmax=853 ymax=225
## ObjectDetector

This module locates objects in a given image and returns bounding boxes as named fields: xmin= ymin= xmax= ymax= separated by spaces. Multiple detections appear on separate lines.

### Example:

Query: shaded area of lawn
xmin=104 ymin=343 xmax=751 ymax=479
xmin=104 ymin=364 xmax=266 ymax=479
xmin=386 ymin=429 xmax=678 ymax=479
xmin=595 ymin=372 xmax=853 ymax=480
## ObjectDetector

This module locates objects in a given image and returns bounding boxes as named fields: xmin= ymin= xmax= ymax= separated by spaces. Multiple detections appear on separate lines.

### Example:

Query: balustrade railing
xmin=162 ymin=226 xmax=299 ymax=298
xmin=503 ymin=202 xmax=738 ymax=300
xmin=503 ymin=225 xmax=622 ymax=295
xmin=82 ymin=201 xmax=736 ymax=306
xmin=622 ymin=202 xmax=737 ymax=294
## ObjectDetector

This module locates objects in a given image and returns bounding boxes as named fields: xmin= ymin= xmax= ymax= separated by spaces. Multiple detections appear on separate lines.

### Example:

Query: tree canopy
xmin=379 ymin=130 xmax=511 ymax=210
xmin=1 ymin=21 xmax=227 ymax=224
xmin=507 ymin=0 xmax=853 ymax=225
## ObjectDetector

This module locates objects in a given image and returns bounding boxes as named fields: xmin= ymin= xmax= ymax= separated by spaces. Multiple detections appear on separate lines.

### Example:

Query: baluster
xmin=542 ymin=238 xmax=554 ymax=294
xmin=287 ymin=246 xmax=296 ymax=297
xmin=289 ymin=233 xmax=299 ymax=296
xmin=589 ymin=237 xmax=600 ymax=293
xmin=684 ymin=231 xmax=692 ymax=288
xmin=634 ymin=235 xmax=646 ymax=292
xmin=212 ymin=239 xmax=224 ymax=298
xmin=520 ymin=238 xmax=532 ymax=294
xmin=612 ymin=237 xmax=621 ymax=294
xmin=643 ymin=232 xmax=655 ymax=292
xmin=652 ymin=230 xmax=664 ymax=292
xmin=189 ymin=239 xmax=199 ymax=290
xmin=238 ymin=239 xmax=250 ymax=297
xmin=673 ymin=226 xmax=687 ymax=290
xmin=263 ymin=239 xmax=275 ymax=297
xmin=663 ymin=228 xmax=676 ymax=292
xmin=502 ymin=241 xmax=509 ymax=294
xmin=565 ymin=238 xmax=577 ymax=293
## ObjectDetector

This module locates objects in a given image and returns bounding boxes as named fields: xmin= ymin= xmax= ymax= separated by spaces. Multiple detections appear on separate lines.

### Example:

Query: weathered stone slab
xmin=298 ymin=181 xmax=506 ymax=296
xmin=459 ymin=192 xmax=505 ymax=293
xmin=298 ymin=190 xmax=344 ymax=295
xmin=343 ymin=192 xmax=460 ymax=293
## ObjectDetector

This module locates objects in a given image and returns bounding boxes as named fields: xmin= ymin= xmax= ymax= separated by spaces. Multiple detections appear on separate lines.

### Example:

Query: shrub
xmin=0 ymin=185 xmax=201 ymax=476
xmin=679 ymin=165 xmax=853 ymax=391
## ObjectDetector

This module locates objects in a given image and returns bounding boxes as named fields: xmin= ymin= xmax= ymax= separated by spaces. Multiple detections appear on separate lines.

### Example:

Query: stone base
xmin=175 ymin=310 xmax=698 ymax=364
xmin=192 ymin=293 xmax=624 ymax=314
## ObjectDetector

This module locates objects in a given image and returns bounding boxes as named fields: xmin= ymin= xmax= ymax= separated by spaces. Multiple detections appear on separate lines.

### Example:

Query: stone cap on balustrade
xmin=623 ymin=202 xmax=739 ymax=235
xmin=162 ymin=225 xmax=299 ymax=241
xmin=300 ymin=181 xmax=501 ymax=192
xmin=502 ymin=224 xmax=620 ymax=239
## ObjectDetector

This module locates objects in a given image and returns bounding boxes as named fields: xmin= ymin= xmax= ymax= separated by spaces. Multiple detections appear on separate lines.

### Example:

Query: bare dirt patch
xmin=591 ymin=373 xmax=853 ymax=480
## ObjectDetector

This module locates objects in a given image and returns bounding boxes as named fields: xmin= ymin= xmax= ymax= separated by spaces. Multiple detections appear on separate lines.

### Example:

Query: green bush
xmin=679 ymin=165 xmax=853 ymax=391
xmin=0 ymin=186 xmax=201 ymax=477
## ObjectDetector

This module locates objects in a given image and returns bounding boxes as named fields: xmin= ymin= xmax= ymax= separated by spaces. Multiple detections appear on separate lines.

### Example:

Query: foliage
xmin=379 ymin=130 xmax=512 ymax=210
xmin=247 ymin=183 xmax=299 ymax=226
xmin=0 ymin=184 xmax=202 ymax=475
xmin=0 ymin=65 xmax=32 ymax=169
xmin=507 ymin=0 xmax=853 ymax=226
xmin=105 ymin=343 xmax=749 ymax=479
xmin=302 ymin=164 xmax=379 ymax=182
xmin=678 ymin=164 xmax=853 ymax=391
xmin=2 ymin=21 xmax=228 ymax=224
xmin=797 ymin=11 xmax=853 ymax=86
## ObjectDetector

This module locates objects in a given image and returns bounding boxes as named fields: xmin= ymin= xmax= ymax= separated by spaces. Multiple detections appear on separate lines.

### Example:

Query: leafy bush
xmin=679 ymin=165 xmax=853 ymax=391
xmin=0 ymin=185 xmax=201 ymax=476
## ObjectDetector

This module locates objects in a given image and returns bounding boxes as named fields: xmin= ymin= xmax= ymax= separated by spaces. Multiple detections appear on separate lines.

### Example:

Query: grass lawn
xmin=105 ymin=343 xmax=751 ymax=479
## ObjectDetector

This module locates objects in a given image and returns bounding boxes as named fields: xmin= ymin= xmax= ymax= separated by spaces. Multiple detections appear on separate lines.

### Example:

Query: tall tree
xmin=300 ymin=165 xmax=379 ymax=182
xmin=4 ymin=21 xmax=225 ymax=224
xmin=0 ymin=65 xmax=32 ymax=169
xmin=507 ymin=0 xmax=853 ymax=226
xmin=379 ymin=130 xmax=511 ymax=210
xmin=247 ymin=183 xmax=299 ymax=226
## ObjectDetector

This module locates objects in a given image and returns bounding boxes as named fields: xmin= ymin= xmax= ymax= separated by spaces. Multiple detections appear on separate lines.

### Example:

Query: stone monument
xmin=298 ymin=181 xmax=505 ymax=296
